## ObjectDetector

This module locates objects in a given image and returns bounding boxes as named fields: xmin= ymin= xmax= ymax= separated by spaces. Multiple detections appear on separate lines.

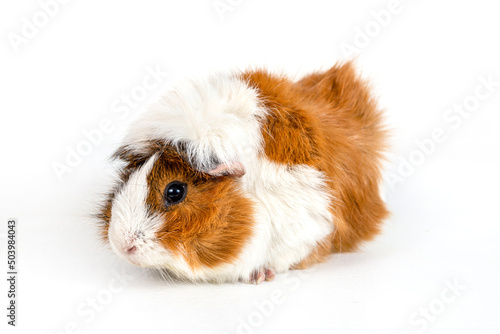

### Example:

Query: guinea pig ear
xmin=206 ymin=162 xmax=246 ymax=177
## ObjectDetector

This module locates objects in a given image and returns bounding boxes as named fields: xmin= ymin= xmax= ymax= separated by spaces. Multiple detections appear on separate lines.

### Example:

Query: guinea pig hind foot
xmin=240 ymin=268 xmax=276 ymax=284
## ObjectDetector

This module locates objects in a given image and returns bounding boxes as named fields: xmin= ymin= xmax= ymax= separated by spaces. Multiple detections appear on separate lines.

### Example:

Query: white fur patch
xmin=246 ymin=159 xmax=335 ymax=272
xmin=122 ymin=73 xmax=266 ymax=172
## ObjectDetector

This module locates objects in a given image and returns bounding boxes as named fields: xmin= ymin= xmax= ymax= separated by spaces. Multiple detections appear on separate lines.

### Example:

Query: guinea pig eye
xmin=164 ymin=181 xmax=187 ymax=206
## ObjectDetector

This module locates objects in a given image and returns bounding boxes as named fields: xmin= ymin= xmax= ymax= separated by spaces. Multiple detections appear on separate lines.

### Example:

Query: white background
xmin=1 ymin=0 xmax=499 ymax=333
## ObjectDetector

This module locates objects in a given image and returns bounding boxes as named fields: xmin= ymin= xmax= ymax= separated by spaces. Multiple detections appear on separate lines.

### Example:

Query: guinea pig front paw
xmin=241 ymin=268 xmax=276 ymax=284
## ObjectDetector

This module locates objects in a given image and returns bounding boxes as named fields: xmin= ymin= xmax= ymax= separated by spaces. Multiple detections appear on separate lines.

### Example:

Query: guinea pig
xmin=97 ymin=61 xmax=389 ymax=284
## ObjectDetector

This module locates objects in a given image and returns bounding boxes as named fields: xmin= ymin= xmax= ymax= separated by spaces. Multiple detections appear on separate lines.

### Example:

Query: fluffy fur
xmin=97 ymin=61 xmax=389 ymax=283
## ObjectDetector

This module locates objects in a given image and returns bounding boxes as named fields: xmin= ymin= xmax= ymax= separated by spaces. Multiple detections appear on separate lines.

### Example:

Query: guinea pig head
xmin=98 ymin=142 xmax=254 ymax=279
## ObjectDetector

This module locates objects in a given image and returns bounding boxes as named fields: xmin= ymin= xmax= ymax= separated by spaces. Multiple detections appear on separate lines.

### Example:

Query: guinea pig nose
xmin=125 ymin=245 xmax=137 ymax=255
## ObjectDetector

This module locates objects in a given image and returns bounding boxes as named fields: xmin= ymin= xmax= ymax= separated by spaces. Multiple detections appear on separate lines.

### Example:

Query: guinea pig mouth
xmin=124 ymin=256 xmax=142 ymax=266
xmin=109 ymin=233 xmax=172 ymax=269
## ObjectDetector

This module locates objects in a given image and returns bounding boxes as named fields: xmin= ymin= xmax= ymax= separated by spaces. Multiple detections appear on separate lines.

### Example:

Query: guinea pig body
xmin=98 ymin=62 xmax=388 ymax=283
